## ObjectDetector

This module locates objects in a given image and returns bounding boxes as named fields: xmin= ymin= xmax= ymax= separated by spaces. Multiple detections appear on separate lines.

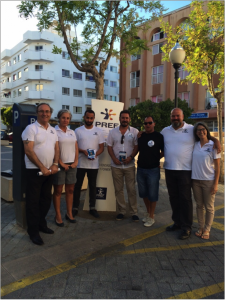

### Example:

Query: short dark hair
xmin=84 ymin=109 xmax=95 ymax=116
xmin=120 ymin=110 xmax=130 ymax=117
xmin=193 ymin=122 xmax=211 ymax=141
xmin=36 ymin=103 xmax=53 ymax=114
xmin=144 ymin=116 xmax=155 ymax=123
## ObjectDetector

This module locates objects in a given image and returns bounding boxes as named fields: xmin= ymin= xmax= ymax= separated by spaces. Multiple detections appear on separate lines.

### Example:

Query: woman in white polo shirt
xmin=53 ymin=109 xmax=78 ymax=226
xmin=192 ymin=122 xmax=220 ymax=240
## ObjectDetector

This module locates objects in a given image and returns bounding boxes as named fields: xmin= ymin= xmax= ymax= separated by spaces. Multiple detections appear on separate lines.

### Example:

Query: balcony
xmin=1 ymin=64 xmax=12 ymax=75
xmin=24 ymin=70 xmax=54 ymax=81
xmin=24 ymin=50 xmax=54 ymax=62
xmin=23 ymin=31 xmax=54 ymax=44
xmin=1 ymin=82 xmax=12 ymax=91
xmin=24 ymin=90 xmax=54 ymax=100
xmin=1 ymin=49 xmax=11 ymax=61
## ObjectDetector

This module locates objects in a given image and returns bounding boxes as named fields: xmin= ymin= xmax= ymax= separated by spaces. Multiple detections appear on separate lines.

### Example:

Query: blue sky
xmin=1 ymin=1 xmax=191 ymax=51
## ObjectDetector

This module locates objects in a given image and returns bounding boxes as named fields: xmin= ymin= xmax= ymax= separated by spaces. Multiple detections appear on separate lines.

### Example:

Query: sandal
xmin=195 ymin=229 xmax=203 ymax=237
xmin=201 ymin=231 xmax=210 ymax=240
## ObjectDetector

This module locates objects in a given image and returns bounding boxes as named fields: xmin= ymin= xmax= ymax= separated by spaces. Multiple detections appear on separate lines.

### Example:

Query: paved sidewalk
xmin=1 ymin=170 xmax=224 ymax=299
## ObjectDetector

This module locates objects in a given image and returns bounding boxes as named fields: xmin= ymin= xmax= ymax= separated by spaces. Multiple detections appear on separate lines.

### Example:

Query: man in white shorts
xmin=107 ymin=110 xmax=139 ymax=222
xmin=22 ymin=103 xmax=59 ymax=245
xmin=72 ymin=110 xmax=104 ymax=218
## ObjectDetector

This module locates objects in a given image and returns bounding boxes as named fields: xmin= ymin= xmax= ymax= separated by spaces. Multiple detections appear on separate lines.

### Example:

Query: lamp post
xmin=169 ymin=40 xmax=185 ymax=108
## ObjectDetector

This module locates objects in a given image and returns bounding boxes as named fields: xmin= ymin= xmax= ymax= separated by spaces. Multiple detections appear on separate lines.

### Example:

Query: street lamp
xmin=169 ymin=40 xmax=185 ymax=108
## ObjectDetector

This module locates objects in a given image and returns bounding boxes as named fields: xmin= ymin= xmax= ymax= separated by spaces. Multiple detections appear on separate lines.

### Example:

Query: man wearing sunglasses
xmin=137 ymin=116 xmax=164 ymax=227
xmin=107 ymin=110 xmax=139 ymax=222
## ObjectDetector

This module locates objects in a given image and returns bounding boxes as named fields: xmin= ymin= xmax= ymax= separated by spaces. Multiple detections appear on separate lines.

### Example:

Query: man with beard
xmin=72 ymin=110 xmax=104 ymax=218
xmin=107 ymin=110 xmax=139 ymax=221
xmin=161 ymin=108 xmax=220 ymax=240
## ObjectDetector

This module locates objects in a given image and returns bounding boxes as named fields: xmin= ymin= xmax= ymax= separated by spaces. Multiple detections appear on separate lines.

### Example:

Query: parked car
xmin=1 ymin=130 xmax=8 ymax=140
xmin=7 ymin=132 xmax=13 ymax=142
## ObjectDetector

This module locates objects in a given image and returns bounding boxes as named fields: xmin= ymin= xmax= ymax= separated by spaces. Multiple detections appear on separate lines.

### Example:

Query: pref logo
xmin=100 ymin=108 xmax=116 ymax=120
xmin=96 ymin=108 xmax=119 ymax=128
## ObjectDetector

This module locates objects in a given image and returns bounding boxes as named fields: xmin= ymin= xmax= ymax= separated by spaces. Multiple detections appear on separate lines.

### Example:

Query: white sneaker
xmin=142 ymin=213 xmax=149 ymax=223
xmin=144 ymin=217 xmax=155 ymax=227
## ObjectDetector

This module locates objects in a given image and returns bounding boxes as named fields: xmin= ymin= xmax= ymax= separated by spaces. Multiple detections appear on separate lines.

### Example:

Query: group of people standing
xmin=22 ymin=102 xmax=221 ymax=246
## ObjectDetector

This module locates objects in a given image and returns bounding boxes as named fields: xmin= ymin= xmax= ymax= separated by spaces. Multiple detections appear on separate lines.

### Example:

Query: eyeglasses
xmin=38 ymin=110 xmax=51 ymax=114
xmin=121 ymin=135 xmax=125 ymax=144
xmin=144 ymin=122 xmax=153 ymax=125
xmin=196 ymin=128 xmax=206 ymax=133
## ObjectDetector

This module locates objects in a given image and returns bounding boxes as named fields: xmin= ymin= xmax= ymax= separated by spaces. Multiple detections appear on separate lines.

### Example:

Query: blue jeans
xmin=137 ymin=167 xmax=160 ymax=202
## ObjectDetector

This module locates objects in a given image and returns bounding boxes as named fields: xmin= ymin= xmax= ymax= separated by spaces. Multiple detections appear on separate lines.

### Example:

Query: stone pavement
xmin=1 ymin=170 xmax=224 ymax=299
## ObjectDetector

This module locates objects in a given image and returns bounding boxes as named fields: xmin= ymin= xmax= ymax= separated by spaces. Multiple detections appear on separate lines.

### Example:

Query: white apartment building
xmin=1 ymin=30 xmax=120 ymax=124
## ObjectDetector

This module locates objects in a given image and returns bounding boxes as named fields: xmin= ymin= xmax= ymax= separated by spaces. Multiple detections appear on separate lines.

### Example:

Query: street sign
xmin=189 ymin=112 xmax=209 ymax=119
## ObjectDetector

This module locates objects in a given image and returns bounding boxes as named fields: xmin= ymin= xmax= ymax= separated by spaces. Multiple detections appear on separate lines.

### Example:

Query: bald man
xmin=161 ymin=108 xmax=220 ymax=240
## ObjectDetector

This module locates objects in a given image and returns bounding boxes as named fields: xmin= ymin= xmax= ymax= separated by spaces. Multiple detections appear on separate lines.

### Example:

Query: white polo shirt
xmin=55 ymin=125 xmax=77 ymax=163
xmin=22 ymin=121 xmax=58 ymax=169
xmin=107 ymin=126 xmax=139 ymax=169
xmin=192 ymin=140 xmax=221 ymax=180
xmin=161 ymin=122 xmax=195 ymax=171
xmin=75 ymin=126 xmax=105 ymax=169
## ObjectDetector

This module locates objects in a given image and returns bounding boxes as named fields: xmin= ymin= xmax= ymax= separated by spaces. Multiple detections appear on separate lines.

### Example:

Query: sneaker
xmin=89 ymin=209 xmax=100 ymax=218
xmin=142 ymin=213 xmax=149 ymax=223
xmin=116 ymin=214 xmax=124 ymax=221
xmin=132 ymin=215 xmax=139 ymax=222
xmin=144 ymin=217 xmax=155 ymax=227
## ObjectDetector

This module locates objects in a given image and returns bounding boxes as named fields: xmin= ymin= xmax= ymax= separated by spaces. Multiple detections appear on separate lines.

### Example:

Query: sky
xmin=1 ymin=1 xmax=191 ymax=52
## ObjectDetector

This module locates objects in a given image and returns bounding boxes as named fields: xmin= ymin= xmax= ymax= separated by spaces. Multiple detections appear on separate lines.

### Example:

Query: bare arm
xmin=23 ymin=140 xmax=50 ymax=176
xmin=160 ymin=151 xmax=164 ymax=159
xmin=122 ymin=145 xmax=139 ymax=165
xmin=210 ymin=136 xmax=221 ymax=154
xmin=96 ymin=143 xmax=104 ymax=157
xmin=107 ymin=145 xmax=121 ymax=165
xmin=49 ymin=141 xmax=59 ymax=174
xmin=79 ymin=148 xmax=88 ymax=157
xmin=71 ymin=141 xmax=79 ymax=168
xmin=211 ymin=159 xmax=220 ymax=194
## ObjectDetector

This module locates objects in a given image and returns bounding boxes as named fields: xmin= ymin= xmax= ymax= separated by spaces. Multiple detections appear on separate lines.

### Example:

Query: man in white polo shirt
xmin=72 ymin=109 xmax=104 ymax=218
xmin=107 ymin=110 xmax=139 ymax=222
xmin=22 ymin=103 xmax=59 ymax=245
xmin=161 ymin=108 xmax=220 ymax=240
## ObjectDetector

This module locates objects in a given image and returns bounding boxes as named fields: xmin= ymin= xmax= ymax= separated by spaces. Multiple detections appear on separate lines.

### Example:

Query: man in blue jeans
xmin=137 ymin=116 xmax=164 ymax=227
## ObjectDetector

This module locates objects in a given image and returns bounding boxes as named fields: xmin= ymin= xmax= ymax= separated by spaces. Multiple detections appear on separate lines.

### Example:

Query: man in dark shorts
xmin=137 ymin=116 xmax=164 ymax=227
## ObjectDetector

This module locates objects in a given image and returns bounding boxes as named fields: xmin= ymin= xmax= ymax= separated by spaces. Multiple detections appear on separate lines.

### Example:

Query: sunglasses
xmin=121 ymin=135 xmax=125 ymax=144
xmin=144 ymin=122 xmax=153 ymax=125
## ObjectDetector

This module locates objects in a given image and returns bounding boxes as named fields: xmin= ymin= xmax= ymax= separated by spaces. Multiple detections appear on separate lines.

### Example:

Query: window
xmin=206 ymin=90 xmax=217 ymax=108
xmin=130 ymin=71 xmax=140 ymax=88
xmin=104 ymin=94 xmax=108 ymax=100
xmin=24 ymin=67 xmax=28 ymax=72
xmin=152 ymin=95 xmax=163 ymax=103
xmin=110 ymin=96 xmax=116 ymax=101
xmin=13 ymin=74 xmax=17 ymax=81
xmin=62 ymin=87 xmax=70 ymax=95
xmin=73 ymin=72 xmax=82 ymax=80
xmin=62 ymin=51 xmax=70 ymax=59
xmin=130 ymin=98 xmax=140 ymax=107
xmin=110 ymin=81 xmax=117 ymax=88
xmin=7 ymin=77 xmax=11 ymax=82
xmin=151 ymin=31 xmax=165 ymax=42
xmin=152 ymin=42 xmax=164 ymax=55
xmin=73 ymin=106 xmax=82 ymax=114
xmin=104 ymin=79 xmax=108 ymax=86
xmin=18 ymin=88 xmax=22 ymax=96
xmin=35 ymin=46 xmax=43 ymax=51
xmin=13 ymin=90 xmax=16 ymax=98
xmin=24 ymin=86 xmax=29 ymax=91
xmin=36 ymin=84 xmax=43 ymax=91
xmin=73 ymin=89 xmax=82 ymax=97
xmin=131 ymin=54 xmax=141 ymax=61
xmin=178 ymin=92 xmax=190 ymax=106
xmin=13 ymin=57 xmax=16 ymax=64
xmin=86 ymin=72 xmax=94 ymax=81
xmin=18 ymin=54 xmax=21 ymax=61
xmin=7 ymin=61 xmax=11 ymax=67
xmin=62 ymin=105 xmax=70 ymax=110
xmin=152 ymin=65 xmax=163 ymax=84
xmin=18 ymin=71 xmax=22 ymax=79
xmin=62 ymin=69 xmax=70 ymax=77
xmin=110 ymin=66 xmax=117 ymax=72
xmin=3 ymin=92 xmax=11 ymax=98
xmin=35 ymin=65 xmax=43 ymax=71
xmin=87 ymin=91 xmax=96 ymax=98
xmin=179 ymin=66 xmax=189 ymax=80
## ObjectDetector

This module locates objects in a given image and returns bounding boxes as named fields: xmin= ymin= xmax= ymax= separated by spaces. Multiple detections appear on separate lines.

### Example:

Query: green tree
xmin=129 ymin=98 xmax=194 ymax=132
xmin=1 ymin=107 xmax=13 ymax=129
xmin=18 ymin=1 xmax=166 ymax=99
xmin=160 ymin=0 xmax=224 ymax=181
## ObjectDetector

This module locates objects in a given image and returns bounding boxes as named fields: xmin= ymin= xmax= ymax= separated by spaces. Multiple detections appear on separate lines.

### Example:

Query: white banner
xmin=83 ymin=99 xmax=124 ymax=211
